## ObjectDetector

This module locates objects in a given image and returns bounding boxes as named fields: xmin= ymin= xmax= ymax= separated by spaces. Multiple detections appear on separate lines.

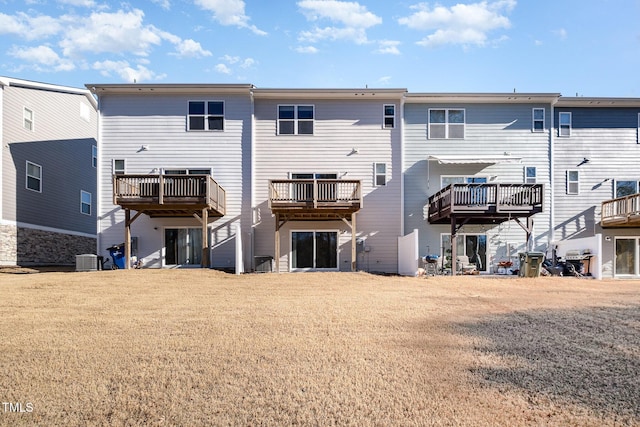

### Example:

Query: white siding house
xmin=90 ymin=84 xmax=253 ymax=270
xmin=252 ymin=89 xmax=405 ymax=273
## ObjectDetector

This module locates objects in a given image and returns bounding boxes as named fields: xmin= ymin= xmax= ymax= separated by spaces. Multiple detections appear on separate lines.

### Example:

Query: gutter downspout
xmin=549 ymin=98 xmax=557 ymax=251
xmin=94 ymin=89 xmax=102 ymax=259
xmin=250 ymin=88 xmax=256 ymax=272
xmin=400 ymin=94 xmax=406 ymax=237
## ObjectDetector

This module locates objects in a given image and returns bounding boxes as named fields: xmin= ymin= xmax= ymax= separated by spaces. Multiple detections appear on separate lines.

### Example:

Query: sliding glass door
xmin=165 ymin=228 xmax=202 ymax=267
xmin=441 ymin=233 xmax=487 ymax=272
xmin=291 ymin=231 xmax=338 ymax=270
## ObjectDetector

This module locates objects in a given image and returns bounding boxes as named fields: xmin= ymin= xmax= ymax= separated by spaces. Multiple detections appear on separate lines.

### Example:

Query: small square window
xmin=24 ymin=107 xmax=34 ymax=131
xmin=524 ymin=166 xmax=537 ymax=184
xmin=278 ymin=105 xmax=314 ymax=135
xmin=374 ymin=163 xmax=387 ymax=186
xmin=559 ymin=112 xmax=571 ymax=137
xmin=188 ymin=100 xmax=224 ymax=131
xmin=567 ymin=170 xmax=579 ymax=194
xmin=26 ymin=161 xmax=41 ymax=192
xmin=113 ymin=159 xmax=126 ymax=175
xmin=532 ymin=108 xmax=545 ymax=132
xmin=81 ymin=191 xmax=92 ymax=215
xmin=428 ymin=109 xmax=465 ymax=139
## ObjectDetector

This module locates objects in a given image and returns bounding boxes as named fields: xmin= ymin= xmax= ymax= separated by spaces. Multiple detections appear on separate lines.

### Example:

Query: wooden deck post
xmin=202 ymin=208 xmax=209 ymax=268
xmin=274 ymin=213 xmax=280 ymax=273
xmin=351 ymin=212 xmax=357 ymax=272
xmin=450 ymin=217 xmax=457 ymax=276
xmin=124 ymin=209 xmax=131 ymax=270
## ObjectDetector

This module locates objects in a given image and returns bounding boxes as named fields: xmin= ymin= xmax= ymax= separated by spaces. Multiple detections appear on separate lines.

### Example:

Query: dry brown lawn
xmin=0 ymin=270 xmax=639 ymax=426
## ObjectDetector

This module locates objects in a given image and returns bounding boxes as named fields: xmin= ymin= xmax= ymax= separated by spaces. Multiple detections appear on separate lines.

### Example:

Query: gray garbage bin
xmin=518 ymin=252 xmax=545 ymax=277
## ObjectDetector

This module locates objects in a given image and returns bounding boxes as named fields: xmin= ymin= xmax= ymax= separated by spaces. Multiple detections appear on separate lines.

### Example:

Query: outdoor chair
xmin=456 ymin=255 xmax=478 ymax=275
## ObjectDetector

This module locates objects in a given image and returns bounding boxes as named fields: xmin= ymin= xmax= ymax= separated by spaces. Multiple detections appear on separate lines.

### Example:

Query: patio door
xmin=615 ymin=237 xmax=640 ymax=277
xmin=441 ymin=233 xmax=487 ymax=272
xmin=291 ymin=231 xmax=338 ymax=270
xmin=165 ymin=228 xmax=202 ymax=266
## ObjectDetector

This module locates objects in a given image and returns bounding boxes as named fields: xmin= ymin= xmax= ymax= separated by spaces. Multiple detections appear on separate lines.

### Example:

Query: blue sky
xmin=1 ymin=0 xmax=639 ymax=96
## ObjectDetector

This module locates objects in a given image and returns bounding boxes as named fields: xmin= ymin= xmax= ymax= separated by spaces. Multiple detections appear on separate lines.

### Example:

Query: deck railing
xmin=428 ymin=183 xmax=544 ymax=221
xmin=269 ymin=179 xmax=362 ymax=209
xmin=113 ymin=174 xmax=225 ymax=214
xmin=601 ymin=193 xmax=640 ymax=226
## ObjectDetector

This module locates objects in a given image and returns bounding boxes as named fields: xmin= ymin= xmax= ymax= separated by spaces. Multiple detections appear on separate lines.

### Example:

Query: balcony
xmin=113 ymin=174 xmax=226 ymax=217
xmin=268 ymin=179 xmax=362 ymax=219
xmin=601 ymin=193 xmax=640 ymax=227
xmin=428 ymin=183 xmax=544 ymax=224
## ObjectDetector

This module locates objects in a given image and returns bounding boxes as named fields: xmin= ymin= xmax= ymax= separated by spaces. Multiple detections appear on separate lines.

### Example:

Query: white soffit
xmin=428 ymin=155 xmax=523 ymax=164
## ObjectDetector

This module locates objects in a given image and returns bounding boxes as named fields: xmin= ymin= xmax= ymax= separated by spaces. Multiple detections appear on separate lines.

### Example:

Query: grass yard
xmin=0 ymin=270 xmax=639 ymax=426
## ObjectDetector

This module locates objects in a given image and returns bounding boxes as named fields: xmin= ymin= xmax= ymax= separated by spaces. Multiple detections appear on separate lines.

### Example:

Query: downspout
xmin=549 ymin=98 xmax=557 ymax=250
xmin=250 ymin=88 xmax=256 ymax=271
xmin=93 ymin=88 xmax=102 ymax=258
xmin=0 ymin=80 xmax=5 ymax=227
xmin=400 ymin=94 xmax=406 ymax=236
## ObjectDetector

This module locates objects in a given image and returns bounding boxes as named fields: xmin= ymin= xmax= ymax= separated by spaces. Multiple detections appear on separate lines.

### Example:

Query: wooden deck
xmin=428 ymin=183 xmax=544 ymax=224
xmin=269 ymin=179 xmax=362 ymax=219
xmin=601 ymin=194 xmax=640 ymax=227
xmin=113 ymin=174 xmax=226 ymax=217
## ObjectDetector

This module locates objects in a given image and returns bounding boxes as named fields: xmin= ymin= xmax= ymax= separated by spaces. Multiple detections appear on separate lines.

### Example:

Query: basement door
xmin=441 ymin=233 xmax=488 ymax=272
xmin=291 ymin=231 xmax=338 ymax=271
xmin=164 ymin=228 xmax=202 ymax=267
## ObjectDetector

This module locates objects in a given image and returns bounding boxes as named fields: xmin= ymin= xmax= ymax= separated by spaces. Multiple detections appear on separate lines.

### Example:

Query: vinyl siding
xmin=404 ymin=102 xmax=552 ymax=270
xmin=253 ymin=97 xmax=402 ymax=273
xmin=97 ymin=93 xmax=252 ymax=269
xmin=2 ymin=84 xmax=97 ymax=235
xmin=553 ymin=108 xmax=640 ymax=240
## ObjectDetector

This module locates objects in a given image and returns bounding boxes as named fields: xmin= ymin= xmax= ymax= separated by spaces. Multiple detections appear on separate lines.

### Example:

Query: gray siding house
xmin=553 ymin=98 xmax=640 ymax=279
xmin=403 ymin=93 xmax=557 ymax=274
xmin=89 ymin=84 xmax=254 ymax=270
xmin=0 ymin=77 xmax=98 ymax=266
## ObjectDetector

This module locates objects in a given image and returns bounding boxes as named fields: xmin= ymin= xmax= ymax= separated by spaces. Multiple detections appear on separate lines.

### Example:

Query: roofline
xmin=1 ymin=76 xmax=97 ymax=109
xmin=556 ymin=97 xmax=640 ymax=107
xmin=252 ymin=88 xmax=407 ymax=99
xmin=87 ymin=83 xmax=255 ymax=96
xmin=405 ymin=92 xmax=561 ymax=104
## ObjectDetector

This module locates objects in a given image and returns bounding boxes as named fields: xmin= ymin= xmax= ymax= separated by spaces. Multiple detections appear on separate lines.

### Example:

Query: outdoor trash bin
xmin=107 ymin=244 xmax=126 ymax=269
xmin=518 ymin=252 xmax=545 ymax=277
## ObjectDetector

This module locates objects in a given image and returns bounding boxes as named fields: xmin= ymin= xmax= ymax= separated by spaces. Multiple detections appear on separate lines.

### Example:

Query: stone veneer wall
xmin=0 ymin=224 xmax=96 ymax=266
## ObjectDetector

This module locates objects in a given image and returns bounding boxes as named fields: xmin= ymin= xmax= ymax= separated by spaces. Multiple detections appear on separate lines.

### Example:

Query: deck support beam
xmin=341 ymin=213 xmax=357 ymax=272
xmin=124 ymin=209 xmax=143 ymax=270
xmin=514 ymin=217 xmax=534 ymax=251
xmin=274 ymin=214 xmax=287 ymax=273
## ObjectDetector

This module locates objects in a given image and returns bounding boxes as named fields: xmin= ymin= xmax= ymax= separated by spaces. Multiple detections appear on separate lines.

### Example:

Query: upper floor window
xmin=383 ymin=105 xmax=395 ymax=129
xmin=429 ymin=109 xmax=465 ymax=139
xmin=113 ymin=159 xmax=126 ymax=175
xmin=278 ymin=105 xmax=314 ymax=135
xmin=441 ymin=175 xmax=487 ymax=189
xmin=374 ymin=163 xmax=387 ymax=186
xmin=567 ymin=170 xmax=579 ymax=194
xmin=80 ymin=190 xmax=92 ymax=215
xmin=26 ymin=161 xmax=42 ymax=192
xmin=559 ymin=112 xmax=571 ymax=137
xmin=188 ymin=101 xmax=224 ymax=131
xmin=92 ymin=146 xmax=97 ymax=168
xmin=24 ymin=107 xmax=34 ymax=131
xmin=532 ymin=108 xmax=545 ymax=132
xmin=164 ymin=168 xmax=212 ymax=175
xmin=615 ymin=180 xmax=640 ymax=198
xmin=524 ymin=166 xmax=537 ymax=184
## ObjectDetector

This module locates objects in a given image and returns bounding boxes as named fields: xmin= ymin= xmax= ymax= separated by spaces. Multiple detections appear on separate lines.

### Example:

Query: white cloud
xmin=398 ymin=0 xmax=516 ymax=48
xmin=57 ymin=0 xmax=96 ymax=6
xmin=378 ymin=76 xmax=392 ymax=85
xmin=297 ymin=0 xmax=381 ymax=44
xmin=375 ymin=40 xmax=401 ymax=55
xmin=92 ymin=59 xmax=165 ymax=82
xmin=8 ymin=44 xmax=75 ymax=71
xmin=172 ymin=39 xmax=212 ymax=58
xmin=215 ymin=63 xmax=232 ymax=74
xmin=194 ymin=0 xmax=267 ymax=35
xmin=295 ymin=45 xmax=319 ymax=54
xmin=553 ymin=28 xmax=568 ymax=40
xmin=0 ymin=12 xmax=63 ymax=40
xmin=152 ymin=0 xmax=171 ymax=10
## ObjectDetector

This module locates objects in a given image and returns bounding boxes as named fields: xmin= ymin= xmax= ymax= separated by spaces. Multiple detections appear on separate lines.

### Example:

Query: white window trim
xmin=278 ymin=104 xmax=315 ymax=135
xmin=23 ymin=107 xmax=34 ymax=131
xmin=374 ymin=162 xmax=387 ymax=186
xmin=567 ymin=169 xmax=580 ymax=195
xmin=289 ymin=229 xmax=340 ymax=272
xmin=559 ymin=112 xmax=572 ymax=137
xmin=187 ymin=100 xmax=225 ymax=132
xmin=524 ymin=166 xmax=537 ymax=184
xmin=440 ymin=175 xmax=489 ymax=189
xmin=80 ymin=190 xmax=91 ymax=215
xmin=113 ymin=159 xmax=126 ymax=175
xmin=532 ymin=108 xmax=545 ymax=132
xmin=613 ymin=179 xmax=640 ymax=198
xmin=428 ymin=108 xmax=466 ymax=139
xmin=383 ymin=104 xmax=395 ymax=129
xmin=163 ymin=168 xmax=212 ymax=175
xmin=26 ymin=160 xmax=42 ymax=193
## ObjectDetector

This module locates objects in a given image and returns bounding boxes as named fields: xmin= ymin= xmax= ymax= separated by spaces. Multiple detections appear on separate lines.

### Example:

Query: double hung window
xmin=24 ymin=107 xmax=34 ymax=131
xmin=567 ymin=170 xmax=579 ymax=194
xmin=383 ymin=105 xmax=395 ymax=129
xmin=278 ymin=105 xmax=314 ymax=135
xmin=188 ymin=101 xmax=224 ymax=131
xmin=26 ymin=161 xmax=42 ymax=192
xmin=532 ymin=108 xmax=545 ymax=132
xmin=81 ymin=191 xmax=91 ymax=215
xmin=374 ymin=163 xmax=387 ymax=186
xmin=559 ymin=112 xmax=571 ymax=137
xmin=524 ymin=166 xmax=537 ymax=184
xmin=429 ymin=109 xmax=465 ymax=139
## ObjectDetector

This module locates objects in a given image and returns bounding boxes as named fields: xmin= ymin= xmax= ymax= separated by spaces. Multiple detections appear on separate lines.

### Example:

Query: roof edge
xmin=2 ymin=76 xmax=97 ymax=109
